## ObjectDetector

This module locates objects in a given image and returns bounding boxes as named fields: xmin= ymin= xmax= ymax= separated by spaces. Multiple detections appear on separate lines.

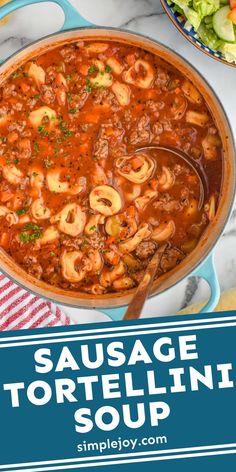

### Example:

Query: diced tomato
xmin=18 ymin=138 xmax=31 ymax=152
xmin=161 ymin=131 xmax=181 ymax=147
xmin=228 ymin=7 xmax=236 ymax=23
xmin=30 ymin=188 xmax=40 ymax=199
xmin=7 ymin=131 xmax=18 ymax=143
xmin=130 ymin=156 xmax=143 ymax=170
xmin=104 ymin=127 xmax=114 ymax=137
xmin=150 ymin=178 xmax=158 ymax=191
xmin=79 ymin=64 xmax=89 ymax=76
xmin=84 ymin=112 xmax=101 ymax=124
xmin=230 ymin=0 xmax=236 ymax=9
xmin=80 ymin=133 xmax=88 ymax=142
xmin=0 ymin=191 xmax=14 ymax=203
xmin=99 ymin=159 xmax=106 ymax=168
xmin=175 ymin=87 xmax=181 ymax=94
xmin=105 ymin=251 xmax=120 ymax=265
xmin=187 ymin=175 xmax=198 ymax=185
xmin=20 ymin=82 xmax=30 ymax=93
xmin=38 ymin=140 xmax=53 ymax=155
xmin=78 ymin=143 xmax=89 ymax=154
xmin=106 ymin=236 xmax=116 ymax=245
xmin=0 ymin=232 xmax=10 ymax=248
xmin=144 ymin=89 xmax=161 ymax=99
xmin=126 ymin=206 xmax=136 ymax=218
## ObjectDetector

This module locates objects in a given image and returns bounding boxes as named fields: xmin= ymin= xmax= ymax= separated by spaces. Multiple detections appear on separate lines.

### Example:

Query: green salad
xmin=169 ymin=0 xmax=236 ymax=63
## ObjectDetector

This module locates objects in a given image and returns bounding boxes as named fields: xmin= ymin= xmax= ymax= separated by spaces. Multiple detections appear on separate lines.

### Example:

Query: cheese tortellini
xmin=115 ymin=153 xmax=155 ymax=184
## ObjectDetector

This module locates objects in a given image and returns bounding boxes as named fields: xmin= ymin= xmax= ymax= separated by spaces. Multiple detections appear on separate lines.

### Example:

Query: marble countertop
xmin=0 ymin=0 xmax=235 ymax=323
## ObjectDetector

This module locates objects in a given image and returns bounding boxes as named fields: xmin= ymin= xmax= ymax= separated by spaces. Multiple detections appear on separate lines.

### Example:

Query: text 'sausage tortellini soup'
xmin=0 ymin=40 xmax=222 ymax=294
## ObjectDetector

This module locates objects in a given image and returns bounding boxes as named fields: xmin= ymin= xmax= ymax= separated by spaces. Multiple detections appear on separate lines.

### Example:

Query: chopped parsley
xmin=84 ymin=77 xmax=104 ymax=93
xmin=69 ymin=108 xmax=76 ymax=114
xmin=89 ymin=225 xmax=96 ymax=232
xmin=50 ymin=251 xmax=56 ymax=257
xmin=20 ymin=223 xmax=42 ymax=244
xmin=42 ymin=115 xmax=50 ymax=124
xmin=6 ymin=158 xmax=19 ymax=165
xmin=59 ymin=117 xmax=73 ymax=138
xmin=33 ymin=94 xmax=41 ymax=100
xmin=19 ymin=233 xmax=32 ymax=244
xmin=67 ymin=92 xmax=73 ymax=103
xmin=67 ymin=93 xmax=80 ymax=104
xmin=54 ymin=147 xmax=60 ymax=156
xmin=24 ymin=223 xmax=41 ymax=231
xmin=12 ymin=67 xmax=23 ymax=79
xmin=84 ymin=79 xmax=92 ymax=93
xmin=56 ymin=136 xmax=63 ymax=144
xmin=37 ymin=125 xmax=49 ymax=137
xmin=16 ymin=207 xmax=28 ymax=216
xmin=105 ymin=64 xmax=112 ymax=73
xmin=92 ymin=156 xmax=99 ymax=161
xmin=34 ymin=142 xmax=40 ymax=153
xmin=32 ymin=171 xmax=39 ymax=177
xmin=88 ymin=65 xmax=99 ymax=75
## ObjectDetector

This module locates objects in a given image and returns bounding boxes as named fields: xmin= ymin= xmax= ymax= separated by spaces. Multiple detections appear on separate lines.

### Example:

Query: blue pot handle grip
xmin=98 ymin=253 xmax=220 ymax=321
xmin=191 ymin=252 xmax=220 ymax=313
xmin=0 ymin=0 xmax=93 ymax=31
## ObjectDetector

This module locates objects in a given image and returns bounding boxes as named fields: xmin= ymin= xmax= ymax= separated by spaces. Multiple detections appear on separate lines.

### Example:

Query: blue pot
xmin=0 ymin=0 xmax=235 ymax=322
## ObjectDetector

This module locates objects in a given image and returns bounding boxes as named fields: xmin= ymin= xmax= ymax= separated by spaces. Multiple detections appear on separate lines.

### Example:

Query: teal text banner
xmin=0 ymin=311 xmax=236 ymax=472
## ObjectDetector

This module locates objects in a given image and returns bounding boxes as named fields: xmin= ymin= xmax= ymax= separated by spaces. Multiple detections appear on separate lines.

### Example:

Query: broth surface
xmin=0 ymin=40 xmax=222 ymax=294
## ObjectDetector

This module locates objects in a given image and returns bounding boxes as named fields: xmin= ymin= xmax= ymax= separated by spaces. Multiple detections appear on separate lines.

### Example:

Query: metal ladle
xmin=123 ymin=145 xmax=206 ymax=320
xmin=135 ymin=145 xmax=206 ymax=209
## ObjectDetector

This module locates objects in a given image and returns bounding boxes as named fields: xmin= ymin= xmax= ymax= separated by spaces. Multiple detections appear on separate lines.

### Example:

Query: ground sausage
xmin=135 ymin=241 xmax=156 ymax=259
xmin=160 ymin=247 xmax=185 ymax=272
xmin=129 ymin=114 xmax=153 ymax=145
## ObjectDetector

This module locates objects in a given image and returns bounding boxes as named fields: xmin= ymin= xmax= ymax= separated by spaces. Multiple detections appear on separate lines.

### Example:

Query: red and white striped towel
xmin=0 ymin=272 xmax=73 ymax=331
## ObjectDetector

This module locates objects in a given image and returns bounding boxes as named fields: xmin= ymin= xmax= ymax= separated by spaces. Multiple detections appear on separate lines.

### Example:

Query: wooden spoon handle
xmin=123 ymin=244 xmax=167 ymax=321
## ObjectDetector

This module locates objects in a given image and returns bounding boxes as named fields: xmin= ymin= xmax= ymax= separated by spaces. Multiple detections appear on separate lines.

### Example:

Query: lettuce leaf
xmin=172 ymin=0 xmax=192 ymax=5
xmin=173 ymin=0 xmax=202 ymax=29
xmin=193 ymin=0 xmax=220 ymax=18
xmin=220 ymin=42 xmax=236 ymax=62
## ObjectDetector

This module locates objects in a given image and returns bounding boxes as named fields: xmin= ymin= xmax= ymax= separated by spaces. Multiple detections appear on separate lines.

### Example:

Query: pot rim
xmin=0 ymin=26 xmax=235 ymax=309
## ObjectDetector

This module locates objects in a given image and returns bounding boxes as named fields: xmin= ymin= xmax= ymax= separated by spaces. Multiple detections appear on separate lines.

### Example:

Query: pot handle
xmin=97 ymin=253 xmax=220 ymax=322
xmin=191 ymin=252 xmax=220 ymax=313
xmin=0 ymin=0 xmax=93 ymax=32
xmin=98 ymin=306 xmax=127 ymax=322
